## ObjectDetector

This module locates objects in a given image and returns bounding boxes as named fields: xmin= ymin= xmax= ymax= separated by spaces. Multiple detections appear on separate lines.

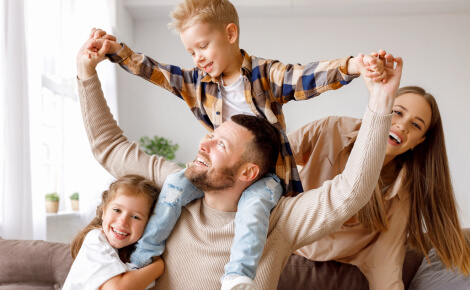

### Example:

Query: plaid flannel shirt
xmin=108 ymin=44 xmax=358 ymax=196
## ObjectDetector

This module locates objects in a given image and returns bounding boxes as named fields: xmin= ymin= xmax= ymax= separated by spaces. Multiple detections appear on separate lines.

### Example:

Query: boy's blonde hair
xmin=169 ymin=0 xmax=239 ymax=37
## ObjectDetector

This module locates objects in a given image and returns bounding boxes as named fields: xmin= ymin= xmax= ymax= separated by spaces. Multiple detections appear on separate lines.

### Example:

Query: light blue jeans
xmin=130 ymin=169 xmax=283 ymax=281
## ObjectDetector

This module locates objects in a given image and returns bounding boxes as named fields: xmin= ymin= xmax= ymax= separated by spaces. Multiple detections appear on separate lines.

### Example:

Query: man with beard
xmin=129 ymin=112 xmax=282 ymax=284
xmin=77 ymin=38 xmax=403 ymax=289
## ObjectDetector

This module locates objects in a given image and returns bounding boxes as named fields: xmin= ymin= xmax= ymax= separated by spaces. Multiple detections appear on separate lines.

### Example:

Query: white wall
xmin=116 ymin=12 xmax=470 ymax=227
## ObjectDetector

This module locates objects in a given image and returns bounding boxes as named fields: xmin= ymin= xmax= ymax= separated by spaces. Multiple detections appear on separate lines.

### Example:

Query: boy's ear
xmin=225 ymin=23 xmax=238 ymax=45
xmin=238 ymin=162 xmax=259 ymax=182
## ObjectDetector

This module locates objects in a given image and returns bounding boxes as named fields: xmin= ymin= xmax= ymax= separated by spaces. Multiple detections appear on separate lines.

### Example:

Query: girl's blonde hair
xmin=70 ymin=175 xmax=159 ymax=263
xmin=358 ymin=86 xmax=470 ymax=275
xmin=169 ymin=0 xmax=239 ymax=38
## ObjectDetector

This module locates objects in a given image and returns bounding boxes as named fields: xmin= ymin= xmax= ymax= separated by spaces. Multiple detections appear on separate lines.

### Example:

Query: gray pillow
xmin=409 ymin=248 xmax=470 ymax=290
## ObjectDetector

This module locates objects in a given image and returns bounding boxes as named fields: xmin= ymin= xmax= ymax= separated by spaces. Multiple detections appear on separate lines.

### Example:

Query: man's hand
xmin=85 ymin=28 xmax=122 ymax=56
xmin=77 ymin=37 xmax=110 ymax=80
xmin=356 ymin=53 xmax=404 ymax=114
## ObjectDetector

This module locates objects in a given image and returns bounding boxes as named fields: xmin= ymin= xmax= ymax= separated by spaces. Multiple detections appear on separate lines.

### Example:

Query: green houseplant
xmin=139 ymin=135 xmax=179 ymax=161
xmin=70 ymin=192 xmax=79 ymax=211
xmin=45 ymin=192 xmax=60 ymax=213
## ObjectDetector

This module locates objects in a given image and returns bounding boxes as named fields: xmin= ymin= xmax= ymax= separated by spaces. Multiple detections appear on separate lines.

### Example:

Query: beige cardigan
xmin=289 ymin=116 xmax=410 ymax=290
xmin=77 ymin=73 xmax=391 ymax=290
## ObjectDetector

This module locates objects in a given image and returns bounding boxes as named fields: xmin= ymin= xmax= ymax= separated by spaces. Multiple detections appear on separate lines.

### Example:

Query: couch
xmin=1 ymin=229 xmax=468 ymax=289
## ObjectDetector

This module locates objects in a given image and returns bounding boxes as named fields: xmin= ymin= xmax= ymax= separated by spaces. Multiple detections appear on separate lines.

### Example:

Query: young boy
xmin=85 ymin=1 xmax=386 ymax=289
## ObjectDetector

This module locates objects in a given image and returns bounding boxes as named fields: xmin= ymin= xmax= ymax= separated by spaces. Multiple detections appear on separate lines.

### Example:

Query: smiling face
xmin=385 ymin=93 xmax=432 ymax=164
xmin=180 ymin=21 xmax=240 ymax=81
xmin=101 ymin=187 xmax=151 ymax=249
xmin=185 ymin=120 xmax=253 ymax=192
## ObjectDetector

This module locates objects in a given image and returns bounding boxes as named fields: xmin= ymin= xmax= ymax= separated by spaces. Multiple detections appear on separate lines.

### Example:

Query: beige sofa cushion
xmin=0 ymin=237 xmax=72 ymax=289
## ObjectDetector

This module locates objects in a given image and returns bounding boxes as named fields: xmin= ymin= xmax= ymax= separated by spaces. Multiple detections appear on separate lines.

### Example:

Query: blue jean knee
xmin=130 ymin=169 xmax=204 ymax=267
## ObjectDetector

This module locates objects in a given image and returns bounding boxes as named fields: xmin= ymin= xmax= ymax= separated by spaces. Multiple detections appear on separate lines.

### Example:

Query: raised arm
xmin=275 ymin=54 xmax=403 ymax=249
xmin=265 ymin=55 xmax=358 ymax=105
xmin=86 ymin=29 xmax=201 ymax=103
xmin=76 ymin=38 xmax=181 ymax=189
xmin=265 ymin=50 xmax=389 ymax=105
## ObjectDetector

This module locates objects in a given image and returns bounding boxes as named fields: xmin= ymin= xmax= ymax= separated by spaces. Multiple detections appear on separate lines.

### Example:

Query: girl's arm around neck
xmin=99 ymin=257 xmax=164 ymax=290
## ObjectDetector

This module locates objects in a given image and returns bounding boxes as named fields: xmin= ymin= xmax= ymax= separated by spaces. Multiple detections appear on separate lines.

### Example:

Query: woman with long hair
xmin=287 ymin=86 xmax=470 ymax=289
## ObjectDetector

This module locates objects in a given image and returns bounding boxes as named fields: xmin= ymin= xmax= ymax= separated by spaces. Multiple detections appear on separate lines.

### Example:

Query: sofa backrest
xmin=0 ymin=237 xmax=73 ymax=289
xmin=1 ymin=228 xmax=468 ymax=289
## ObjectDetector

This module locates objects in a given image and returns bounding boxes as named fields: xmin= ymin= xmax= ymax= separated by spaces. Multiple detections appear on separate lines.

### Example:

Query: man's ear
xmin=239 ymin=163 xmax=259 ymax=182
xmin=225 ymin=23 xmax=238 ymax=45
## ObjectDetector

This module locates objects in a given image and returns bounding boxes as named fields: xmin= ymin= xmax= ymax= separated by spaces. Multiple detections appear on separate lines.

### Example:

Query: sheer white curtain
xmin=0 ymin=0 xmax=33 ymax=239
xmin=69 ymin=0 xmax=119 ymax=229
xmin=0 ymin=0 xmax=117 ymax=240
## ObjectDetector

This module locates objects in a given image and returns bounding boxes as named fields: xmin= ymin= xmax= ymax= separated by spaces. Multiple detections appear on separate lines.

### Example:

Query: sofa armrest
xmin=0 ymin=237 xmax=72 ymax=289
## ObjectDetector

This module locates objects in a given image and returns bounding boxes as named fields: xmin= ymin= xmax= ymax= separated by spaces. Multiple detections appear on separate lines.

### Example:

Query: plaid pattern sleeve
xmin=255 ymin=55 xmax=358 ymax=105
xmin=247 ymin=52 xmax=359 ymax=196
xmin=106 ymin=43 xmax=218 ymax=131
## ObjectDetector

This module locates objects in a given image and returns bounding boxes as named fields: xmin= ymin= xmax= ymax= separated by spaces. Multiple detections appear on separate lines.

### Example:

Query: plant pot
xmin=71 ymin=199 xmax=79 ymax=211
xmin=46 ymin=201 xmax=59 ymax=213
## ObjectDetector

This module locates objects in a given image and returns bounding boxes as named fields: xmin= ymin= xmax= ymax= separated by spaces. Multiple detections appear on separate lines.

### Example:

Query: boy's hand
xmin=348 ymin=50 xmax=388 ymax=83
xmin=89 ymin=28 xmax=116 ymax=41
xmin=363 ymin=50 xmax=387 ymax=83
xmin=85 ymin=28 xmax=122 ymax=56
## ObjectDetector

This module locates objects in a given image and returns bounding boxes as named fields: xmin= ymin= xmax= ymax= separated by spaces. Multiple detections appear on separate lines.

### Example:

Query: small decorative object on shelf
xmin=45 ymin=192 xmax=60 ymax=213
xmin=70 ymin=192 xmax=79 ymax=211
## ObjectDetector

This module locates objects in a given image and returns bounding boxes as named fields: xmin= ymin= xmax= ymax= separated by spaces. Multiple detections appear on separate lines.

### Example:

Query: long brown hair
xmin=70 ymin=175 xmax=159 ymax=263
xmin=358 ymin=86 xmax=470 ymax=275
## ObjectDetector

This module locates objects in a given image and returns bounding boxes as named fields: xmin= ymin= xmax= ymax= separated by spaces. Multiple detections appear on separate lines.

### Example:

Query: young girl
xmin=63 ymin=175 xmax=164 ymax=290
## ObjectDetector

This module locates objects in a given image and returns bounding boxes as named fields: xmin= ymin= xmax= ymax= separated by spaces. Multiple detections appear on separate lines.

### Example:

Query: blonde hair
xmin=358 ymin=86 xmax=470 ymax=275
xmin=70 ymin=175 xmax=159 ymax=263
xmin=169 ymin=0 xmax=239 ymax=37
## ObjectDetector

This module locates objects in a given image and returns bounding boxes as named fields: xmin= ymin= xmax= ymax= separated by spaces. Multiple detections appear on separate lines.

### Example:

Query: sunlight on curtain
xmin=17 ymin=0 xmax=117 ymax=240
xmin=0 ymin=0 xmax=5 ymax=231
xmin=0 ymin=0 xmax=33 ymax=239
xmin=0 ymin=0 xmax=117 ymax=240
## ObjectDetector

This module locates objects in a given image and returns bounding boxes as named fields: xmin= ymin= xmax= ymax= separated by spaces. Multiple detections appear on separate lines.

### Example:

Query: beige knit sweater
xmin=78 ymin=73 xmax=391 ymax=290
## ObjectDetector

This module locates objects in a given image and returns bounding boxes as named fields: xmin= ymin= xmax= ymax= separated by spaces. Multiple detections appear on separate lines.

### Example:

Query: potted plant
xmin=70 ymin=192 xmax=79 ymax=211
xmin=45 ymin=192 xmax=60 ymax=213
xmin=139 ymin=135 xmax=179 ymax=161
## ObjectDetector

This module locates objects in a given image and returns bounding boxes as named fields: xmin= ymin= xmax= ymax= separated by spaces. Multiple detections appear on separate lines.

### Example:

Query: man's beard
xmin=185 ymin=160 xmax=245 ymax=193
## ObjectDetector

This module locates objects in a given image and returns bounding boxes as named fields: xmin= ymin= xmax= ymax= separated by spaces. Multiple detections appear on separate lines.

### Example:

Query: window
xmin=41 ymin=75 xmax=79 ymax=211
xmin=0 ymin=0 xmax=116 ymax=240
xmin=25 ymin=0 xmax=116 ymax=240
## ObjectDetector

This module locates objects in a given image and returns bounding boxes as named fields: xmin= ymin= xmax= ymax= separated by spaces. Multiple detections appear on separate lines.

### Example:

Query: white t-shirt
xmin=219 ymin=74 xmax=256 ymax=122
xmin=63 ymin=229 xmax=153 ymax=290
